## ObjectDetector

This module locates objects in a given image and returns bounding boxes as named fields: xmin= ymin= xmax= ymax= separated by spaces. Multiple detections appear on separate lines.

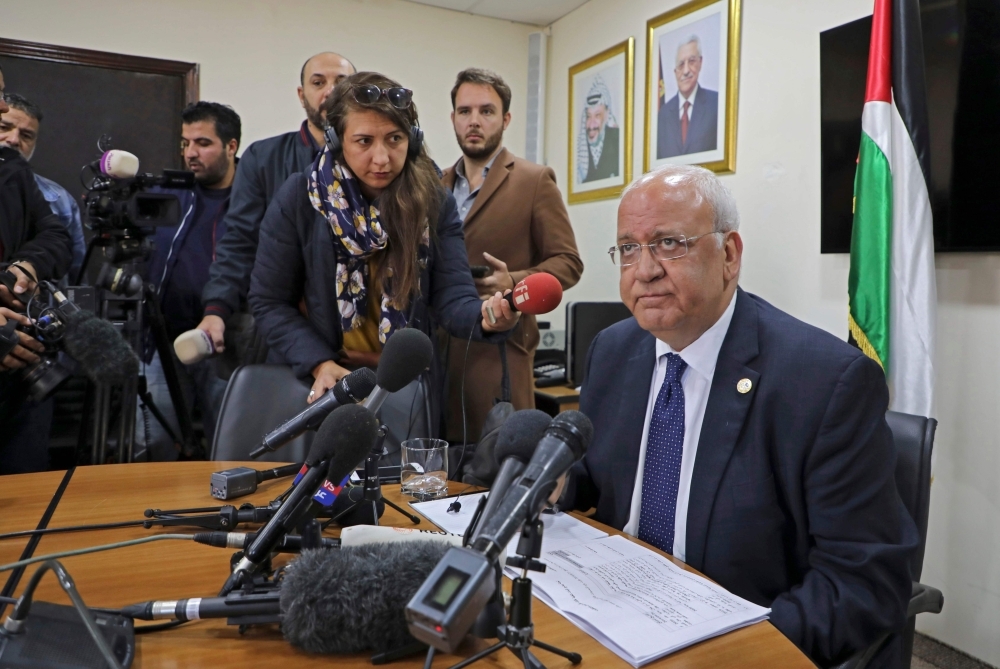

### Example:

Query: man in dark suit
xmin=569 ymin=164 xmax=918 ymax=667
xmin=656 ymin=36 xmax=719 ymax=159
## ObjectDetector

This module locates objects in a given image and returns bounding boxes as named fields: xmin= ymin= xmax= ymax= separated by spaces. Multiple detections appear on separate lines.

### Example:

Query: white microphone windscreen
xmin=100 ymin=150 xmax=140 ymax=179
xmin=173 ymin=329 xmax=215 ymax=365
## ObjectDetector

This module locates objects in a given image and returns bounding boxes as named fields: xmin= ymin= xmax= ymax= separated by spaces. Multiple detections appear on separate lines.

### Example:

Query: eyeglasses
xmin=352 ymin=84 xmax=413 ymax=110
xmin=608 ymin=232 xmax=723 ymax=266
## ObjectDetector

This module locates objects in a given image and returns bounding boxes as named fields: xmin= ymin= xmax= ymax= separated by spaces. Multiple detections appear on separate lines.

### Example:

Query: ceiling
xmin=403 ymin=0 xmax=591 ymax=26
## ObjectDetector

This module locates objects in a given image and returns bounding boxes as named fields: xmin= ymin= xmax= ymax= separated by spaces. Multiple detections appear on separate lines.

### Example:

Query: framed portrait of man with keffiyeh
xmin=568 ymin=37 xmax=634 ymax=204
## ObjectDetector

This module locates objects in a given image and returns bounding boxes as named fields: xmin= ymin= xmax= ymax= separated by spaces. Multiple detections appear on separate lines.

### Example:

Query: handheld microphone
xmin=249 ymin=367 xmax=377 ymax=459
xmin=468 ymin=410 xmax=551 ymax=543
xmin=281 ymin=541 xmax=451 ymax=654
xmin=173 ymin=328 xmax=215 ymax=365
xmin=471 ymin=410 xmax=592 ymax=561
xmin=362 ymin=328 xmax=434 ymax=413
xmin=221 ymin=404 xmax=380 ymax=595
xmin=94 ymin=150 xmax=140 ymax=179
xmin=486 ymin=272 xmax=563 ymax=325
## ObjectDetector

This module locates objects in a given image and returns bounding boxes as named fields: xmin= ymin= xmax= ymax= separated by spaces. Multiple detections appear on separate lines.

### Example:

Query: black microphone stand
xmin=424 ymin=513 xmax=582 ymax=669
xmin=327 ymin=424 xmax=421 ymax=527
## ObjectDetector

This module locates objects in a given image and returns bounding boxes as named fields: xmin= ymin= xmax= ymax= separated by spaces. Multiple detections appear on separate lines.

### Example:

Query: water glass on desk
xmin=401 ymin=438 xmax=449 ymax=500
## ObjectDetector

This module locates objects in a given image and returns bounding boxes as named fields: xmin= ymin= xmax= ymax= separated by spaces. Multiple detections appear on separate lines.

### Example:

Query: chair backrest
xmin=211 ymin=365 xmax=314 ymax=463
xmin=886 ymin=410 xmax=937 ymax=582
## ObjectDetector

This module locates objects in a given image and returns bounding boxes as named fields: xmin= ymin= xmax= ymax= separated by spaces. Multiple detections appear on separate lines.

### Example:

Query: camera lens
xmin=96 ymin=263 xmax=143 ymax=297
xmin=21 ymin=356 xmax=72 ymax=403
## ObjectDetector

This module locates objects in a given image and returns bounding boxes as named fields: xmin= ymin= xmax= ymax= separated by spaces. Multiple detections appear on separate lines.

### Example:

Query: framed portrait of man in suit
xmin=567 ymin=37 xmax=634 ymax=204
xmin=643 ymin=0 xmax=741 ymax=174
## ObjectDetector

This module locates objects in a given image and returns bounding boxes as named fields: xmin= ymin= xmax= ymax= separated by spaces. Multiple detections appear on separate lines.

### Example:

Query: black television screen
xmin=820 ymin=0 xmax=1000 ymax=253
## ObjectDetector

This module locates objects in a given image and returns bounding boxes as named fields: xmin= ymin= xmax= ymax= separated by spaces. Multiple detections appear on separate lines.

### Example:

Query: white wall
xmin=547 ymin=0 xmax=1000 ymax=664
xmin=2 ymin=0 xmax=536 ymax=169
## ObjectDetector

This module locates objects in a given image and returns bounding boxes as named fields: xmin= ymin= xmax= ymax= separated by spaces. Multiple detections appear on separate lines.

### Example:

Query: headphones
xmin=324 ymin=122 xmax=424 ymax=161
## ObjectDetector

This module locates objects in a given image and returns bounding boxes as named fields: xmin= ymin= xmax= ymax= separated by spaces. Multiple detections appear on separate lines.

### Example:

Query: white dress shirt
xmin=677 ymin=83 xmax=700 ymax=120
xmin=622 ymin=290 xmax=737 ymax=561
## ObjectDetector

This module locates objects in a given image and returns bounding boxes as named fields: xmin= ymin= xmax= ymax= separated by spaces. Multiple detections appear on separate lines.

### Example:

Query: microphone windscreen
xmin=62 ymin=310 xmax=139 ymax=386
xmin=494 ymin=409 xmax=551 ymax=464
xmin=511 ymin=272 xmax=563 ymax=315
xmin=548 ymin=410 xmax=594 ymax=459
xmin=280 ymin=541 xmax=450 ymax=653
xmin=99 ymin=150 xmax=140 ymax=179
xmin=173 ymin=329 xmax=215 ymax=365
xmin=333 ymin=367 xmax=376 ymax=404
xmin=311 ymin=403 xmax=379 ymax=473
xmin=376 ymin=328 xmax=433 ymax=392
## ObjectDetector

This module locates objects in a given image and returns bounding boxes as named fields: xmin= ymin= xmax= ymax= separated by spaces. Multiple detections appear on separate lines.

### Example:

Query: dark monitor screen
xmin=820 ymin=1 xmax=1000 ymax=252
xmin=566 ymin=302 xmax=633 ymax=387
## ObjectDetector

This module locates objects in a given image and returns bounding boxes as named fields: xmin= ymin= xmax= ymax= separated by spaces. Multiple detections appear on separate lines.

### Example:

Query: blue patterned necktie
xmin=638 ymin=352 xmax=688 ymax=555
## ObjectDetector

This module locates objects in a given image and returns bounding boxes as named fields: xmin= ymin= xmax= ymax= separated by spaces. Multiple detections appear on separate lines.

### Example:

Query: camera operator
xmin=134 ymin=102 xmax=240 ymax=461
xmin=0 ymin=65 xmax=73 ymax=474
xmin=194 ymin=52 xmax=354 ymax=363
xmin=0 ymin=93 xmax=87 ymax=280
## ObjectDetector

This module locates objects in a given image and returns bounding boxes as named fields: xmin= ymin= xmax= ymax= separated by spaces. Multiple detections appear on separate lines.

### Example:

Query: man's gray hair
xmin=622 ymin=164 xmax=740 ymax=236
xmin=676 ymin=35 xmax=703 ymax=62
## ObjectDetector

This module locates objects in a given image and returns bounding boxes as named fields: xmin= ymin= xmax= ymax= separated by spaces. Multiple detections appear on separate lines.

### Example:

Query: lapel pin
xmin=737 ymin=378 xmax=752 ymax=394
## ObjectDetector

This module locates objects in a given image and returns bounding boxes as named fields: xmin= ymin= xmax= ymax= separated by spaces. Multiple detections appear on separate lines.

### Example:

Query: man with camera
xmin=193 ymin=52 xmax=355 ymax=360
xmin=134 ymin=101 xmax=240 ymax=461
xmin=0 ymin=66 xmax=74 ymax=474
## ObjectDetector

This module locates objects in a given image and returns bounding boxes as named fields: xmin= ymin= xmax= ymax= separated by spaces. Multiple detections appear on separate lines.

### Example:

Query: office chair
xmin=835 ymin=411 xmax=943 ymax=669
xmin=210 ymin=365 xmax=314 ymax=463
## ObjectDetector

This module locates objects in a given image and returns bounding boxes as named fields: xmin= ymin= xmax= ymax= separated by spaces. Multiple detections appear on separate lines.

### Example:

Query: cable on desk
xmin=0 ymin=519 xmax=156 ymax=542
xmin=0 ymin=595 xmax=16 ymax=604
xmin=135 ymin=619 xmax=190 ymax=634
xmin=0 ymin=534 xmax=195 ymax=573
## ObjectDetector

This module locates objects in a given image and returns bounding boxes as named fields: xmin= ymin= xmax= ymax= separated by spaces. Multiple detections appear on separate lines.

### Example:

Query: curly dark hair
xmin=326 ymin=71 xmax=441 ymax=309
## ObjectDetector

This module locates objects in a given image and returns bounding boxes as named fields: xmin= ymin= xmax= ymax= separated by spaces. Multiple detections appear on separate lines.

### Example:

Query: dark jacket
xmin=146 ymin=184 xmax=231 ymax=347
xmin=202 ymin=122 xmax=319 ymax=320
xmin=656 ymin=86 xmax=719 ymax=159
xmin=0 ymin=147 xmax=72 ymax=281
xmin=571 ymin=288 xmax=918 ymax=667
xmin=249 ymin=172 xmax=503 ymax=380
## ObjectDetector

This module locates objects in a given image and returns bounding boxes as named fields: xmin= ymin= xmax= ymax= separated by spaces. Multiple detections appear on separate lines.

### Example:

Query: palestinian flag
xmin=849 ymin=0 xmax=936 ymax=416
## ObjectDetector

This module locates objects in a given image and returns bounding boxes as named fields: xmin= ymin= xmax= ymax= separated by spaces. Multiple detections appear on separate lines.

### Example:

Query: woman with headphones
xmin=249 ymin=71 xmax=518 ymax=402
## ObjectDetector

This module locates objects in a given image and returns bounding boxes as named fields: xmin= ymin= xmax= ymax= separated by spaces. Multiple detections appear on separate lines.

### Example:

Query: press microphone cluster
xmin=220 ymin=403 xmax=380 ymax=595
xmin=405 ymin=410 xmax=593 ymax=653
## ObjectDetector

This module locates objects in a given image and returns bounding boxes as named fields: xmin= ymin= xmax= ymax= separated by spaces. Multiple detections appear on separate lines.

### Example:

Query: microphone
xmin=40 ymin=286 xmax=140 ymax=386
xmin=249 ymin=367 xmax=377 ymax=459
xmin=173 ymin=328 xmax=215 ymax=365
xmin=339 ymin=525 xmax=463 ymax=548
xmin=281 ymin=541 xmax=451 ymax=654
xmin=193 ymin=531 xmax=339 ymax=552
xmin=470 ymin=410 xmax=592 ymax=561
xmin=486 ymin=272 xmax=563 ymax=325
xmin=94 ymin=150 xmax=140 ymax=179
xmin=468 ymin=410 xmax=551 ymax=544
xmin=221 ymin=404 xmax=380 ymax=595
xmin=362 ymin=328 xmax=434 ymax=413
xmin=122 ymin=594 xmax=280 ymax=622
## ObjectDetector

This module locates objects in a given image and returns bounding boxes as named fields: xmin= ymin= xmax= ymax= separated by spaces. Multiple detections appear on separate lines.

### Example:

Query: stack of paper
xmin=410 ymin=495 xmax=770 ymax=667
xmin=531 ymin=535 xmax=770 ymax=667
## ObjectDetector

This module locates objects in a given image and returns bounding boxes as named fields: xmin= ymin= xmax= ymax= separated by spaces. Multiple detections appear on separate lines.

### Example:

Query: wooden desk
xmin=533 ymin=383 xmax=581 ymax=415
xmin=1 ymin=463 xmax=811 ymax=668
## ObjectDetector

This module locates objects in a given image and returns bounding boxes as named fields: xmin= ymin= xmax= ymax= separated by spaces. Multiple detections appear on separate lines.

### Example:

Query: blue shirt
xmin=33 ymin=174 xmax=85 ymax=280
xmin=451 ymin=149 xmax=501 ymax=222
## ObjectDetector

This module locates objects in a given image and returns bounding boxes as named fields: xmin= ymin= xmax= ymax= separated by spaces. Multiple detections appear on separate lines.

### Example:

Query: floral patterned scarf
xmin=307 ymin=146 xmax=428 ymax=344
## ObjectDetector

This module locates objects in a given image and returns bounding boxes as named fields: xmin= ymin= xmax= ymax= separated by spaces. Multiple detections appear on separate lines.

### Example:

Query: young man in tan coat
xmin=442 ymin=68 xmax=583 ymax=443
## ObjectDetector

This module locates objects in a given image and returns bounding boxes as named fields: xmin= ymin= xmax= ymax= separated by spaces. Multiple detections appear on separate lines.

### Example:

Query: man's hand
xmin=197 ymin=315 xmax=226 ymax=353
xmin=0 ymin=261 xmax=38 ymax=310
xmin=482 ymin=290 xmax=520 ymax=333
xmin=0 ymin=308 xmax=44 ymax=371
xmin=309 ymin=360 xmax=351 ymax=404
xmin=473 ymin=252 xmax=515 ymax=299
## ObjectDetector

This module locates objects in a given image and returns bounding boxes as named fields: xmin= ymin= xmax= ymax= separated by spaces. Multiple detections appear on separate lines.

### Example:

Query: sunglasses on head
xmin=352 ymin=84 xmax=413 ymax=110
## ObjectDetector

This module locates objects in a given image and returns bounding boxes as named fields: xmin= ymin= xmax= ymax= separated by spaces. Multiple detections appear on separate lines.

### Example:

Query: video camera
xmin=0 ymin=268 xmax=137 ymax=403
xmin=80 ymin=137 xmax=194 ymax=232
